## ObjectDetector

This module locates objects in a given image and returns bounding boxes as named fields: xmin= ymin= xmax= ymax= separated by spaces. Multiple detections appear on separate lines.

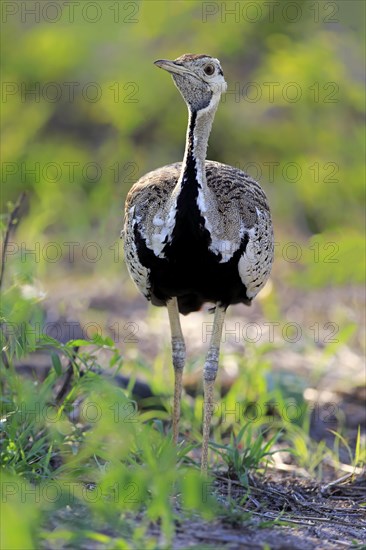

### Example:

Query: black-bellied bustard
xmin=123 ymin=54 xmax=274 ymax=471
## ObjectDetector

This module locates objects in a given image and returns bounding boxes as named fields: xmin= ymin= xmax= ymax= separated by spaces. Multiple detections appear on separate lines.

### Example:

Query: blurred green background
xmin=1 ymin=0 xmax=365 ymax=291
xmin=1 ymin=4 xmax=365 ymax=547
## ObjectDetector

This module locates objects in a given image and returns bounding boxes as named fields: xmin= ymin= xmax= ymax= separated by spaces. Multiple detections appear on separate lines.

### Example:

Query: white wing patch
xmin=153 ymin=215 xmax=164 ymax=226
xmin=196 ymin=173 xmax=244 ymax=263
xmin=148 ymin=199 xmax=177 ymax=258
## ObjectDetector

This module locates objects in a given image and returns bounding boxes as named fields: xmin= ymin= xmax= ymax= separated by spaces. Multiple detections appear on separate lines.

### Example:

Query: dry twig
xmin=0 ymin=192 xmax=26 ymax=291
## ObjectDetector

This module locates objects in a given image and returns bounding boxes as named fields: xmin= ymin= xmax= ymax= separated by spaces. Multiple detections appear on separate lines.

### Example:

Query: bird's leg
xmin=166 ymin=297 xmax=186 ymax=444
xmin=201 ymin=304 xmax=226 ymax=473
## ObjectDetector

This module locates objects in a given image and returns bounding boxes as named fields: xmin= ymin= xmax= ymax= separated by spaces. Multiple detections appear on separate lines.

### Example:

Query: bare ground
xmin=13 ymin=275 xmax=366 ymax=549
xmin=45 ymin=470 xmax=366 ymax=549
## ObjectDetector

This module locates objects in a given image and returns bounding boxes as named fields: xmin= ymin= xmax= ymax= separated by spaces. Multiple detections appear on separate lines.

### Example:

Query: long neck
xmin=163 ymin=99 xmax=219 ymax=254
xmin=179 ymin=100 xmax=218 ymax=188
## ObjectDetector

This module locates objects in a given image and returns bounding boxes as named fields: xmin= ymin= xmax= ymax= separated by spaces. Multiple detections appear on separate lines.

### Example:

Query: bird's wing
xmin=123 ymin=160 xmax=273 ymax=301
xmin=205 ymin=161 xmax=274 ymax=299
xmin=123 ymin=163 xmax=181 ymax=299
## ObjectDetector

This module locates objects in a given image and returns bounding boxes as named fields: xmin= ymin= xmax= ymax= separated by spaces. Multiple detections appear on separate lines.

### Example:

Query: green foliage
xmin=1 ymin=295 xmax=363 ymax=547
xmin=210 ymin=424 xmax=285 ymax=486
xmin=292 ymin=231 xmax=366 ymax=288
xmin=1 ymin=2 xmax=364 ymax=547
xmin=1 ymin=472 xmax=41 ymax=550
xmin=1 ymin=335 xmax=217 ymax=549
xmin=1 ymin=1 xmax=364 ymax=285
xmin=331 ymin=427 xmax=366 ymax=470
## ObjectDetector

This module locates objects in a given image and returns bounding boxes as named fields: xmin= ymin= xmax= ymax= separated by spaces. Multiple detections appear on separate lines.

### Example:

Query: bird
xmin=123 ymin=54 xmax=274 ymax=472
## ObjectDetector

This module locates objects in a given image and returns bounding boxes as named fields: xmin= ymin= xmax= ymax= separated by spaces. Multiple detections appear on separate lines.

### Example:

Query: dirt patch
xmin=146 ymin=471 xmax=366 ymax=549
xmin=45 ymin=471 xmax=365 ymax=549
xmin=10 ymin=276 xmax=366 ymax=549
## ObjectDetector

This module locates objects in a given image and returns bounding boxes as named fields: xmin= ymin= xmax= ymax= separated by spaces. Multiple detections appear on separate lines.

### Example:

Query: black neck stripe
xmin=182 ymin=110 xmax=198 ymax=185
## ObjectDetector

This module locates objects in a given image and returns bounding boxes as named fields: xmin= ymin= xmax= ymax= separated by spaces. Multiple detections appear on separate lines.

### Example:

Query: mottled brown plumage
xmin=122 ymin=54 xmax=274 ymax=471
xmin=124 ymin=161 xmax=273 ymax=310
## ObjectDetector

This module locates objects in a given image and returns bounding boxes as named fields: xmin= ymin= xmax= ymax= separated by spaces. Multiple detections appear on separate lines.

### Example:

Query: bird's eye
xmin=204 ymin=64 xmax=215 ymax=76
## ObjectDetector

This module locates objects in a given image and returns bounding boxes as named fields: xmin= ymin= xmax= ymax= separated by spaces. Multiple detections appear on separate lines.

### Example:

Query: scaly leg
xmin=201 ymin=304 xmax=226 ymax=472
xmin=167 ymin=297 xmax=186 ymax=444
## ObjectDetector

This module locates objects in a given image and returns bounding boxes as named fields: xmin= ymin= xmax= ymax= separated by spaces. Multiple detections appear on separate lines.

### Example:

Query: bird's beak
xmin=154 ymin=59 xmax=193 ymax=76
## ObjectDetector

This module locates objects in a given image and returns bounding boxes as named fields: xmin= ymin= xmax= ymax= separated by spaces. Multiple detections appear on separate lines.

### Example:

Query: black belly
xmin=134 ymin=161 xmax=252 ymax=314
xmin=153 ymin=243 xmax=251 ymax=314
xmin=135 ymin=212 xmax=251 ymax=315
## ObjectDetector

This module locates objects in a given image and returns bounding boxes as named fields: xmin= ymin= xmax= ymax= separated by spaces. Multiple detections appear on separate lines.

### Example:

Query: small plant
xmin=331 ymin=426 xmax=366 ymax=471
xmin=210 ymin=423 xmax=286 ymax=485
xmin=1 ymin=325 xmax=218 ymax=549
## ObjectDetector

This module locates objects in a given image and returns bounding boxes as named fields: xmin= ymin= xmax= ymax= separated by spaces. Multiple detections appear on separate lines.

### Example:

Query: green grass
xmin=210 ymin=424 xmax=287 ymax=485
xmin=1 ymin=3 xmax=365 ymax=545
xmin=1 ymin=213 xmax=364 ymax=548
xmin=1 ymin=287 xmax=364 ymax=550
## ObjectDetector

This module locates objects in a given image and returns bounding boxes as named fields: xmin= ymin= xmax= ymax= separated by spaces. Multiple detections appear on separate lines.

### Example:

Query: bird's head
xmin=154 ymin=54 xmax=227 ymax=113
